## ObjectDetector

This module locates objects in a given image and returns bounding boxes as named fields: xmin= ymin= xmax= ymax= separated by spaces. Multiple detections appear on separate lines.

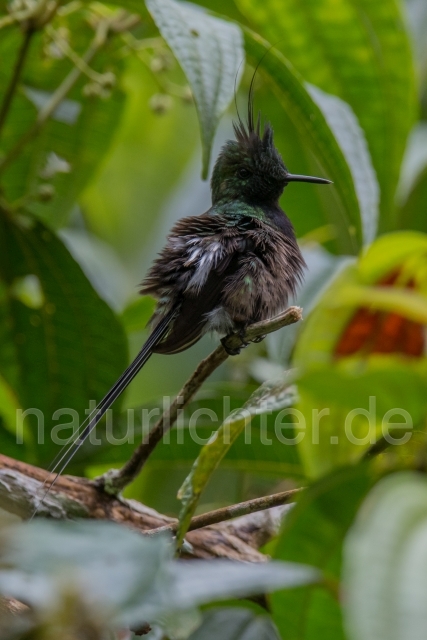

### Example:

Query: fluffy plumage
xmin=142 ymin=210 xmax=304 ymax=354
xmin=141 ymin=116 xmax=306 ymax=354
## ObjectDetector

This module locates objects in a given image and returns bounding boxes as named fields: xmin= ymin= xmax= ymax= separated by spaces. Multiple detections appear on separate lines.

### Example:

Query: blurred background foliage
xmin=0 ymin=0 xmax=426 ymax=509
xmin=1 ymin=0 xmax=427 ymax=636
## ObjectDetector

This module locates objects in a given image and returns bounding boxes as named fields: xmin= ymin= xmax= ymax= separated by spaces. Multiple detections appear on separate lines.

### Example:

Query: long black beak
xmin=286 ymin=173 xmax=332 ymax=185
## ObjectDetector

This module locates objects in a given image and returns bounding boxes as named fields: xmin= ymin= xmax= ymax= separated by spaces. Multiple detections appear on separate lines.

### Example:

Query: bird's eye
xmin=238 ymin=167 xmax=251 ymax=179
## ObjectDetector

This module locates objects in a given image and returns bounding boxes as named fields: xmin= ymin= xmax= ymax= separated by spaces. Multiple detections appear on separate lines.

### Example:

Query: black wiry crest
xmin=233 ymin=54 xmax=275 ymax=154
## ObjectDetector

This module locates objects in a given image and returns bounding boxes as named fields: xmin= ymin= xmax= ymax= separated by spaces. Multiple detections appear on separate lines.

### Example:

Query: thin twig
xmin=0 ymin=27 xmax=34 ymax=140
xmin=0 ymin=19 xmax=110 ymax=175
xmin=145 ymin=487 xmax=303 ymax=536
xmin=46 ymin=24 xmax=110 ymax=83
xmin=98 ymin=306 xmax=303 ymax=495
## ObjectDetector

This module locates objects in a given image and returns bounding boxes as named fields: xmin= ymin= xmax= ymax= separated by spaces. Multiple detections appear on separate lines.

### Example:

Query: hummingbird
xmin=46 ymin=95 xmax=331 ymax=483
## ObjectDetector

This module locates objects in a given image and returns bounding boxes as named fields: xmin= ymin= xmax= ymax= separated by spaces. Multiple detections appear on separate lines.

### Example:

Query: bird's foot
xmin=221 ymin=328 xmax=250 ymax=356
xmin=221 ymin=337 xmax=242 ymax=356
xmin=238 ymin=328 xmax=250 ymax=347
xmin=251 ymin=334 xmax=266 ymax=344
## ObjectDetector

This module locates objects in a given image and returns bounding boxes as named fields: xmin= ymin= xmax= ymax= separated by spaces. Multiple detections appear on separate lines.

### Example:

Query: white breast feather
xmin=186 ymin=240 xmax=225 ymax=292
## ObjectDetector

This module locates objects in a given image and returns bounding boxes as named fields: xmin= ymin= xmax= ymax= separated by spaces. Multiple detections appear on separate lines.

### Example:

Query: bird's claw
xmin=222 ymin=328 xmax=249 ymax=356
xmin=221 ymin=337 xmax=242 ymax=356
xmin=238 ymin=328 xmax=249 ymax=347
xmin=222 ymin=328 xmax=265 ymax=355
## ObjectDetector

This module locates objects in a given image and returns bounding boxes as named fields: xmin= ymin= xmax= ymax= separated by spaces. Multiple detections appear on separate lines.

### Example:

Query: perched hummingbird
xmin=49 ymin=99 xmax=331 ymax=478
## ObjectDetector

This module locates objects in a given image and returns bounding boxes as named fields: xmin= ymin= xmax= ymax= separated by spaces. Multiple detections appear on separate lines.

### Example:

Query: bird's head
xmin=211 ymin=106 xmax=331 ymax=206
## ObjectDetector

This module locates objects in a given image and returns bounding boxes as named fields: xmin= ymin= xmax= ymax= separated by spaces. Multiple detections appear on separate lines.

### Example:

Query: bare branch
xmin=98 ymin=306 xmax=303 ymax=495
xmin=146 ymin=488 xmax=302 ymax=535
xmin=0 ymin=454 xmax=289 ymax=562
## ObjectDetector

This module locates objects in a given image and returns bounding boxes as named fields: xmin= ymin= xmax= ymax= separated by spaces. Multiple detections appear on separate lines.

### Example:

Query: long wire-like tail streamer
xmin=32 ymin=308 xmax=178 ymax=517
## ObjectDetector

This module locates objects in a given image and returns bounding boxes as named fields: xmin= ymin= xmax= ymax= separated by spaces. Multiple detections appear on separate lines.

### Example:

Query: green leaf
xmin=290 ymin=231 xmax=427 ymax=478
xmin=27 ymin=88 xmax=126 ymax=228
xmin=296 ymin=359 xmax=427 ymax=478
xmin=237 ymin=0 xmax=417 ymax=230
xmin=121 ymin=296 xmax=156 ymax=333
xmin=405 ymin=0 xmax=427 ymax=93
xmin=59 ymin=228 xmax=134 ymax=311
xmin=271 ymin=466 xmax=373 ymax=640
xmin=397 ymin=166 xmax=427 ymax=235
xmin=85 ymin=410 xmax=304 ymax=479
xmin=0 ymin=211 xmax=128 ymax=465
xmin=146 ymin=0 xmax=244 ymax=178
xmin=0 ymin=519 xmax=173 ymax=623
xmin=337 ymin=284 xmax=427 ymax=323
xmin=244 ymin=31 xmax=364 ymax=254
xmin=396 ymin=124 xmax=427 ymax=233
xmin=177 ymin=378 xmax=297 ymax=545
xmin=189 ymin=608 xmax=280 ymax=640
xmin=343 ymin=472 xmax=427 ymax=640
xmin=0 ymin=518 xmax=319 ymax=630
xmin=0 ymin=372 xmax=21 ymax=436
xmin=306 ymin=84 xmax=379 ymax=245
xmin=397 ymin=124 xmax=427 ymax=205
xmin=293 ymin=231 xmax=427 ymax=371
xmin=82 ymin=386 xmax=304 ymax=513
xmin=167 ymin=560 xmax=320 ymax=612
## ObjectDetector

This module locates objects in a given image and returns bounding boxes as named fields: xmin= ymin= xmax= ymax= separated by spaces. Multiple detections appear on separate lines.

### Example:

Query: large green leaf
xmin=177 ymin=378 xmax=298 ymax=545
xmin=343 ymin=472 xmax=427 ymax=640
xmin=120 ymin=295 xmax=156 ymax=333
xmin=337 ymin=284 xmax=427 ymax=323
xmin=296 ymin=359 xmax=427 ymax=479
xmin=236 ymin=0 xmax=417 ymax=230
xmin=146 ymin=0 xmax=244 ymax=178
xmin=0 ymin=210 xmax=128 ymax=465
xmin=293 ymin=231 xmax=427 ymax=371
xmin=291 ymin=231 xmax=427 ymax=478
xmin=271 ymin=466 xmax=372 ymax=640
xmin=306 ymin=84 xmax=379 ymax=245
xmin=244 ymin=31 xmax=365 ymax=254
xmin=0 ymin=519 xmax=319 ymax=632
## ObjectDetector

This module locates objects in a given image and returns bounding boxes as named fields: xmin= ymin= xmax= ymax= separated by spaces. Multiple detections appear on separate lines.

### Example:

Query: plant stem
xmin=98 ymin=306 xmax=303 ymax=495
xmin=0 ymin=27 xmax=34 ymax=141
xmin=46 ymin=24 xmax=109 ymax=83
xmin=0 ymin=20 xmax=109 ymax=175
xmin=145 ymin=487 xmax=303 ymax=535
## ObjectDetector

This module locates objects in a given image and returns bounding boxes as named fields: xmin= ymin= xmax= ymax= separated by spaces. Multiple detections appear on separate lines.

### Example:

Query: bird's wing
xmin=152 ymin=249 xmax=242 ymax=354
